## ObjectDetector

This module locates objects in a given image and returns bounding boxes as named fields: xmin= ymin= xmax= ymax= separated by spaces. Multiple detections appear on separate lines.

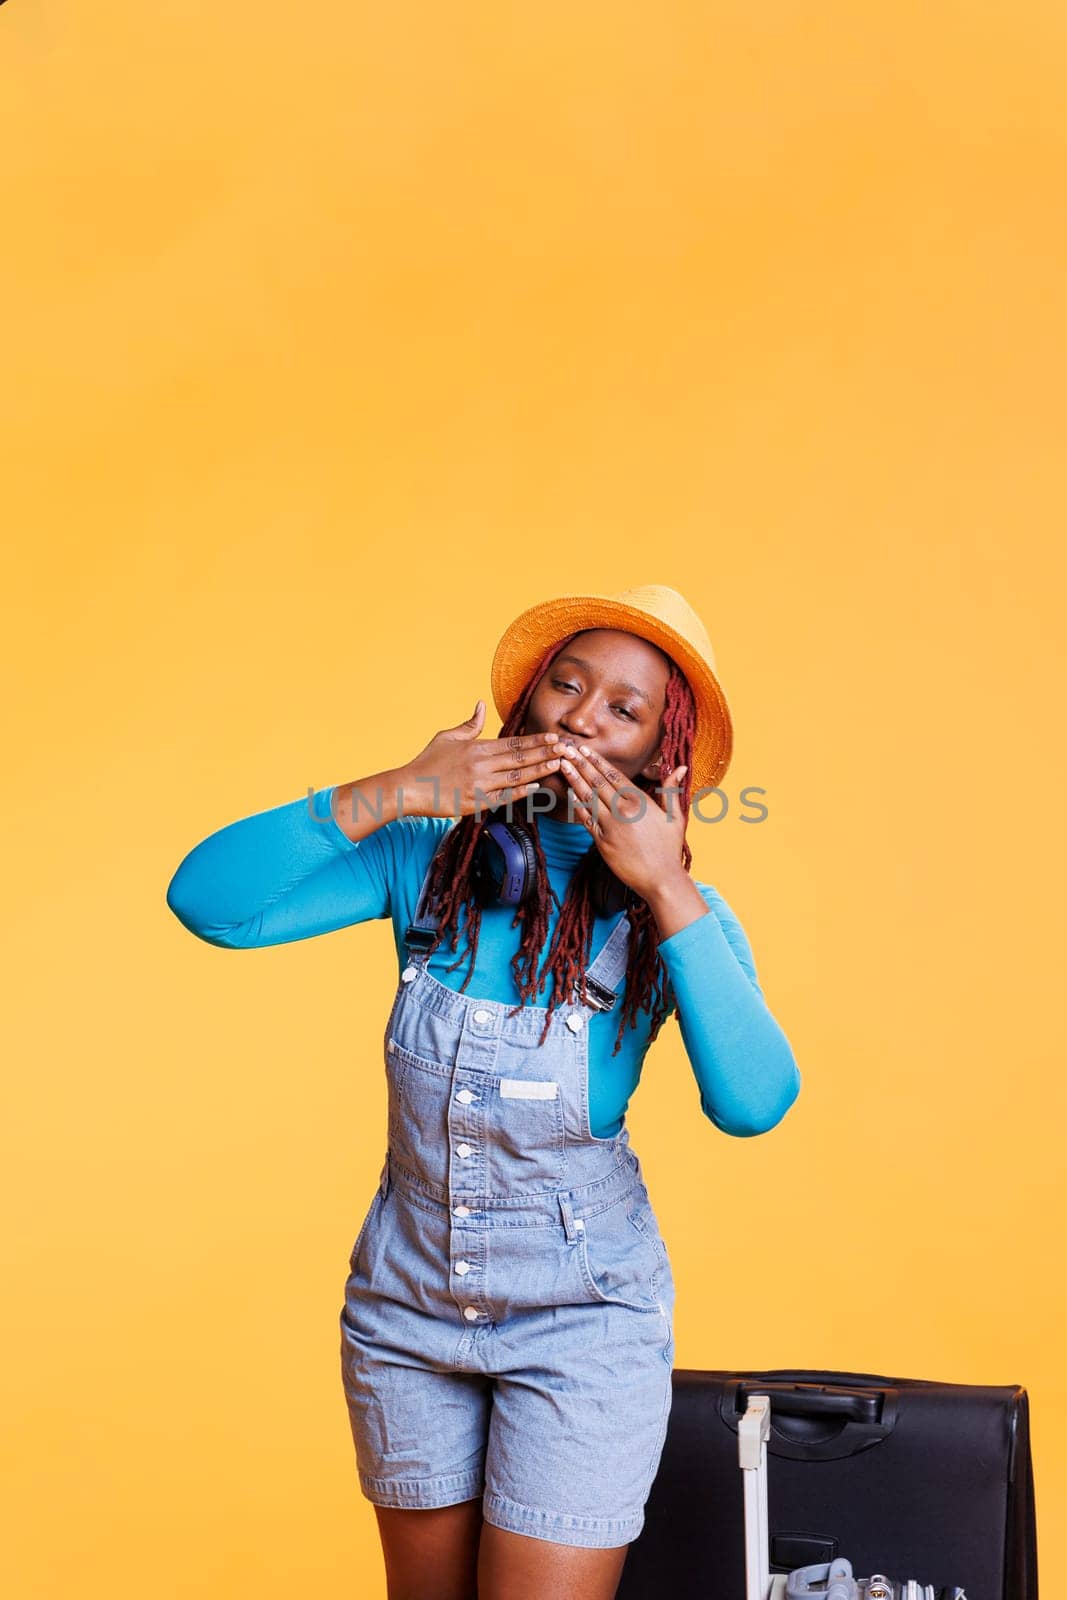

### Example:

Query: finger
xmin=560 ymin=744 xmax=623 ymax=798
xmin=481 ymin=777 xmax=553 ymax=809
xmin=559 ymin=748 xmax=640 ymax=823
xmin=557 ymin=754 xmax=607 ymax=823
xmin=565 ymin=795 xmax=599 ymax=833
xmin=557 ymin=751 xmax=594 ymax=802
xmin=658 ymin=764 xmax=688 ymax=793
xmin=488 ymin=747 xmax=564 ymax=776
xmin=485 ymin=760 xmax=562 ymax=797
xmin=481 ymin=731 xmax=562 ymax=755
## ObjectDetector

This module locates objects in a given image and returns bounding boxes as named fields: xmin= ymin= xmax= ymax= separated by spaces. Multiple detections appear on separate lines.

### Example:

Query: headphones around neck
xmin=470 ymin=814 xmax=636 ymax=917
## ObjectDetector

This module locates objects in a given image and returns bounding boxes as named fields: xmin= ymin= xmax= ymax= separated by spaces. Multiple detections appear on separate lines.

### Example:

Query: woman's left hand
xmin=553 ymin=742 xmax=689 ymax=902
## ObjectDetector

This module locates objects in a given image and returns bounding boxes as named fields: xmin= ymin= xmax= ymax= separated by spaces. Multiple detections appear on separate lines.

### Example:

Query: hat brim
xmin=489 ymin=593 xmax=733 ymax=794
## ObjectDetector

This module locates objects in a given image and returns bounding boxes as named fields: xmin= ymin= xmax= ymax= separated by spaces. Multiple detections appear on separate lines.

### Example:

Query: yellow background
xmin=3 ymin=2 xmax=1064 ymax=1593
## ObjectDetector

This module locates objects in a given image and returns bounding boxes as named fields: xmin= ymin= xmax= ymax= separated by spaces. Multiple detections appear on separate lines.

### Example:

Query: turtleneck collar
xmin=535 ymin=811 xmax=596 ymax=871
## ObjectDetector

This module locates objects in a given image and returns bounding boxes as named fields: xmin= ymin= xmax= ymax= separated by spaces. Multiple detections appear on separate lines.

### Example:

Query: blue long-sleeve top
xmin=165 ymin=786 xmax=801 ymax=1139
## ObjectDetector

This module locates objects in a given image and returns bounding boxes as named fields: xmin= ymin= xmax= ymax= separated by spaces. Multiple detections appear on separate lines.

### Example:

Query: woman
xmin=166 ymin=583 xmax=801 ymax=1600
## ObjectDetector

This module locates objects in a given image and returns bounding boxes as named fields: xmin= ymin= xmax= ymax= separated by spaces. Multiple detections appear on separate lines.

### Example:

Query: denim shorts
xmin=338 ymin=888 xmax=675 ymax=1549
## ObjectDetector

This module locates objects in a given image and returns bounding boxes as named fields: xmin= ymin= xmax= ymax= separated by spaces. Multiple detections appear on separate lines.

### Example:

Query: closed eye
xmin=552 ymin=680 xmax=639 ymax=720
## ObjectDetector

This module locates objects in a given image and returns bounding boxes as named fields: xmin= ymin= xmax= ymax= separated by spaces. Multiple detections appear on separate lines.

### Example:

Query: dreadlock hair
xmin=420 ymin=631 xmax=699 ymax=1055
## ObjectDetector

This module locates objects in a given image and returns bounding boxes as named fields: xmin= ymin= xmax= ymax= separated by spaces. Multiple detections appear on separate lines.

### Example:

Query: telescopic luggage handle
xmin=740 ymin=1394 xmax=789 ymax=1600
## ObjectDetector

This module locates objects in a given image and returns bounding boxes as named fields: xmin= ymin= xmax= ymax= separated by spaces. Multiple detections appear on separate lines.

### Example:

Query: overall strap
xmin=403 ymin=840 xmax=447 ymax=955
xmin=574 ymin=910 xmax=632 ymax=1012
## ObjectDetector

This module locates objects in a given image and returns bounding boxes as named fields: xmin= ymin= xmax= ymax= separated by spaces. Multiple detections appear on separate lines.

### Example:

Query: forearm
xmin=657 ymin=889 xmax=802 ymax=1137
xmin=166 ymin=784 xmax=393 ymax=947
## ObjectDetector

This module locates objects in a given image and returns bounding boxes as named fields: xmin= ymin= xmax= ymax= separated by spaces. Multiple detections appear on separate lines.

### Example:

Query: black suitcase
xmin=617 ymin=1368 xmax=1038 ymax=1600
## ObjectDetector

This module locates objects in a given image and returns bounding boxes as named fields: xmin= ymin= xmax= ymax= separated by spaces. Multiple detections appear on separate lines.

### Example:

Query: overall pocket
xmin=575 ymin=1192 xmax=666 ymax=1313
xmin=626 ymin=1191 xmax=670 ymax=1263
xmin=385 ymin=1039 xmax=453 ymax=1185
xmin=347 ymin=1187 xmax=385 ymax=1278
xmin=486 ymin=1073 xmax=567 ymax=1189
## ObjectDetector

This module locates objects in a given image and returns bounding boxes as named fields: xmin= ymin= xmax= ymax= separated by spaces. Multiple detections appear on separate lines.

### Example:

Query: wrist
xmin=331 ymin=768 xmax=414 ymax=841
xmin=643 ymin=870 xmax=708 ymax=942
xmin=389 ymin=765 xmax=425 ymax=819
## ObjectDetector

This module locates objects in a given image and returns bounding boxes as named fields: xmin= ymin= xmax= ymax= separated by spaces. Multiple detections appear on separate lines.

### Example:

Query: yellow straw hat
xmin=490 ymin=584 xmax=733 ymax=794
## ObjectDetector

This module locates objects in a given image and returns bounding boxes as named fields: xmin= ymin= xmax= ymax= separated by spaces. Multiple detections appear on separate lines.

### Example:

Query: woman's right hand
xmin=397 ymin=701 xmax=562 ymax=819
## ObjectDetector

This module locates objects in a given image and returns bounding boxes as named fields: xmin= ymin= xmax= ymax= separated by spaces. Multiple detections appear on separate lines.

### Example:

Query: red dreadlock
xmin=419 ymin=632 xmax=698 ymax=1055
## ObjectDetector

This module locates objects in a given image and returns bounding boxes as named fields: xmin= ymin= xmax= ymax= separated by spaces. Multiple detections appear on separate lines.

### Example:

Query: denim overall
xmin=339 ymin=843 xmax=676 ymax=1549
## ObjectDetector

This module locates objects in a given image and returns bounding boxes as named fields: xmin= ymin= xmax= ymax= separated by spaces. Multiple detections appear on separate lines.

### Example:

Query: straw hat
xmin=490 ymin=584 xmax=733 ymax=794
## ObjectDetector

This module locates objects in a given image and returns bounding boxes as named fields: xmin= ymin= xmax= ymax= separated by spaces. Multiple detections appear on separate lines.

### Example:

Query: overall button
xmin=455 ymin=1260 xmax=472 ymax=1275
xmin=456 ymin=1143 xmax=473 ymax=1158
xmin=463 ymin=1306 xmax=480 ymax=1320
xmin=454 ymin=1204 xmax=471 ymax=1217
xmin=472 ymin=1008 xmax=491 ymax=1024
xmin=566 ymin=1012 xmax=585 ymax=1033
xmin=401 ymin=965 xmax=418 ymax=983
xmin=456 ymin=1089 xmax=475 ymax=1104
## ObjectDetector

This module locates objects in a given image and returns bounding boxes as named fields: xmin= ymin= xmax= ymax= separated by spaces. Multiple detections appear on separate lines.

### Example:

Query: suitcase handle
xmin=720 ymin=1378 xmax=900 ymax=1460
xmin=735 ymin=1383 xmax=882 ymax=1424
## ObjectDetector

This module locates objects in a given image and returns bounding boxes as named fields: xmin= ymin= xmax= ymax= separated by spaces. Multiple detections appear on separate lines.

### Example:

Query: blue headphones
xmin=471 ymin=818 xmax=540 ymax=906
xmin=471 ymin=814 xmax=636 ymax=917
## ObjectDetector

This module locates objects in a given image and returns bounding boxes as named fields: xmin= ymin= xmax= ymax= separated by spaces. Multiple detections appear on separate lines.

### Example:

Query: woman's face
xmin=521 ymin=629 xmax=671 ymax=816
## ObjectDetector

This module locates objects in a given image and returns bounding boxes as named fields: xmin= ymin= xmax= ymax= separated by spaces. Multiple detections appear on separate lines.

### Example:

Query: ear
xmin=638 ymin=753 xmax=665 ymax=782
